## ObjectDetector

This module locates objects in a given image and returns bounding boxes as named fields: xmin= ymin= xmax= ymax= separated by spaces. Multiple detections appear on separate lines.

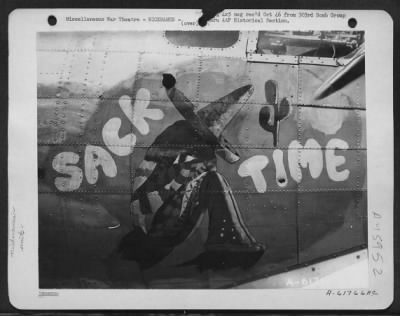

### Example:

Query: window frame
xmin=163 ymin=30 xmax=247 ymax=58
xmin=246 ymin=31 xmax=361 ymax=67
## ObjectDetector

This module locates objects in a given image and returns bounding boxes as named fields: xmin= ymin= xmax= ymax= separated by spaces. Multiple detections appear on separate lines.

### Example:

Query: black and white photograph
xmin=7 ymin=9 xmax=393 ymax=310
xmin=36 ymin=29 xmax=367 ymax=289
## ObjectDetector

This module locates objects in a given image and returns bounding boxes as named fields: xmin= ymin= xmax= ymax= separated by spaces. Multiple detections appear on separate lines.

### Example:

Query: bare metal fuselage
xmin=37 ymin=31 xmax=366 ymax=288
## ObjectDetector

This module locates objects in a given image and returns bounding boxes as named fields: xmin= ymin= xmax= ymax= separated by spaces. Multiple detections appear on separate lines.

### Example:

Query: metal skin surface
xmin=37 ymin=31 xmax=366 ymax=289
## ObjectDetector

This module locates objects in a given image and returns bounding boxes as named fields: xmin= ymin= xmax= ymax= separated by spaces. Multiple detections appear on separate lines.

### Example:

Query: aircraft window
xmin=165 ymin=31 xmax=240 ymax=48
xmin=256 ymin=31 xmax=364 ymax=58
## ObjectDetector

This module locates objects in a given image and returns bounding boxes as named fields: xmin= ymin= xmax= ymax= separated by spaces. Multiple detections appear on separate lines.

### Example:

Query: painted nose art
xmin=259 ymin=80 xmax=291 ymax=147
xmin=163 ymin=73 xmax=255 ymax=164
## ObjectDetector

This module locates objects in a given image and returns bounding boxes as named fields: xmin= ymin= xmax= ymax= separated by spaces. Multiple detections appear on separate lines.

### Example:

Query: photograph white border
xmin=8 ymin=9 xmax=393 ymax=310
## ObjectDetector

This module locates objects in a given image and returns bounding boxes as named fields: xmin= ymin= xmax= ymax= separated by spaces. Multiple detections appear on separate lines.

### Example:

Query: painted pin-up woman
xmin=117 ymin=74 xmax=265 ymax=270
